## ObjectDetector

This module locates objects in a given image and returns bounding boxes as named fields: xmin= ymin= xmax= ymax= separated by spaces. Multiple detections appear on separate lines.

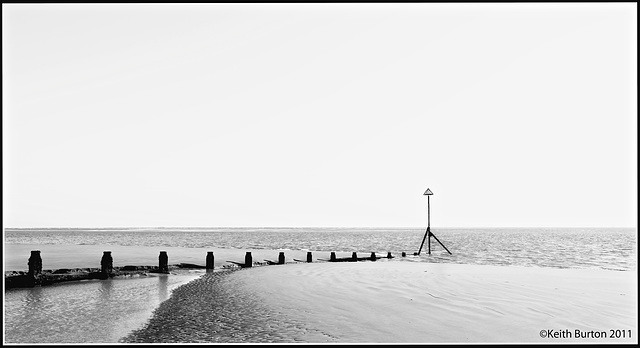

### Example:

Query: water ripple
xmin=5 ymin=227 xmax=637 ymax=271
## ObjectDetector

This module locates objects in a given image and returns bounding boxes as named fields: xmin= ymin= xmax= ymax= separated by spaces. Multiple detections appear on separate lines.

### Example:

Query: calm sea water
xmin=5 ymin=227 xmax=637 ymax=270
xmin=3 ymin=227 xmax=637 ymax=343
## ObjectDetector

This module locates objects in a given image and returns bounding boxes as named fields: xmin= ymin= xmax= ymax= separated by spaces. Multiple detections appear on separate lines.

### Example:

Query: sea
xmin=3 ymin=227 xmax=637 ymax=343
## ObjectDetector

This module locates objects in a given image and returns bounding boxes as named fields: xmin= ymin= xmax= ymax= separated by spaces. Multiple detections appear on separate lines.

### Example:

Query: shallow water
xmin=4 ymin=271 xmax=201 ymax=343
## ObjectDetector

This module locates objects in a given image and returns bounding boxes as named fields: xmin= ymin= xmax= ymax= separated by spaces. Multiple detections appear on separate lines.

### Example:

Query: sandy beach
xmin=123 ymin=259 xmax=637 ymax=343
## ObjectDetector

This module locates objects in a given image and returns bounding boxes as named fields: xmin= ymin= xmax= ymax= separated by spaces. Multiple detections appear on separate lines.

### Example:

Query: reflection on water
xmin=99 ymin=279 xmax=113 ymax=301
xmin=4 ymin=273 xmax=201 ymax=343
xmin=158 ymin=274 xmax=168 ymax=302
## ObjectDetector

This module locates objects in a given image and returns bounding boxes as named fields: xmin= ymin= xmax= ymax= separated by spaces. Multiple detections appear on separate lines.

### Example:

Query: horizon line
xmin=4 ymin=226 xmax=637 ymax=230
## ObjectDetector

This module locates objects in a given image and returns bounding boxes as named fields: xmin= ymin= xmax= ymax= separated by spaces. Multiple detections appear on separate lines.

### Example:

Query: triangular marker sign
xmin=424 ymin=188 xmax=433 ymax=195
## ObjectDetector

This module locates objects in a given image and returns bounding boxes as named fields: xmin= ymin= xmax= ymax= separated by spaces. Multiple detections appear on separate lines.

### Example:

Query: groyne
xmin=5 ymin=249 xmax=399 ymax=289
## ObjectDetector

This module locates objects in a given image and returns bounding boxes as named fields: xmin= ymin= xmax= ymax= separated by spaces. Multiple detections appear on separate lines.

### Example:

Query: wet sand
xmin=121 ymin=268 xmax=336 ymax=343
xmin=234 ymin=261 xmax=638 ymax=343
xmin=123 ymin=260 xmax=637 ymax=344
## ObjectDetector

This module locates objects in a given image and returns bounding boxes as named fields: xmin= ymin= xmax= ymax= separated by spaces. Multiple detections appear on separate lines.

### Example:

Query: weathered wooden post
xmin=245 ymin=252 xmax=253 ymax=267
xmin=370 ymin=252 xmax=377 ymax=261
xmin=387 ymin=252 xmax=393 ymax=258
xmin=101 ymin=251 xmax=113 ymax=274
xmin=306 ymin=251 xmax=313 ymax=263
xmin=206 ymin=252 xmax=215 ymax=270
xmin=28 ymin=250 xmax=42 ymax=277
xmin=351 ymin=252 xmax=358 ymax=261
xmin=278 ymin=252 xmax=285 ymax=265
xmin=330 ymin=252 xmax=336 ymax=262
xmin=159 ymin=251 xmax=169 ymax=272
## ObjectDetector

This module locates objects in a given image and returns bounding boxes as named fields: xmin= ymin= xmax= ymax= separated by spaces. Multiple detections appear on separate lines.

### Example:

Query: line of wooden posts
xmin=23 ymin=249 xmax=411 ymax=276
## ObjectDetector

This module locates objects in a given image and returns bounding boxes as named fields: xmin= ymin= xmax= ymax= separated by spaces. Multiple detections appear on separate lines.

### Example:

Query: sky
xmin=2 ymin=3 xmax=637 ymax=228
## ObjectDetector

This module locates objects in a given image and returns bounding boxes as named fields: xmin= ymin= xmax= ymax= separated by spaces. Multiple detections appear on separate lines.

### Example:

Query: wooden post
xmin=278 ymin=252 xmax=285 ymax=265
xmin=351 ymin=252 xmax=358 ymax=261
xmin=306 ymin=251 xmax=313 ymax=263
xmin=245 ymin=252 xmax=253 ymax=268
xmin=330 ymin=252 xmax=336 ymax=262
xmin=159 ymin=251 xmax=168 ymax=272
xmin=402 ymin=252 xmax=406 ymax=257
xmin=28 ymin=250 xmax=42 ymax=277
xmin=101 ymin=251 xmax=113 ymax=274
xmin=387 ymin=252 xmax=393 ymax=258
xmin=206 ymin=252 xmax=214 ymax=270
xmin=370 ymin=252 xmax=376 ymax=261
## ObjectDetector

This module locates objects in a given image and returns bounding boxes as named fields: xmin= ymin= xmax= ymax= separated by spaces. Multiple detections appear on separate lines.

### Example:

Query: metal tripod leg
xmin=430 ymin=232 xmax=452 ymax=255
xmin=416 ymin=227 xmax=430 ymax=255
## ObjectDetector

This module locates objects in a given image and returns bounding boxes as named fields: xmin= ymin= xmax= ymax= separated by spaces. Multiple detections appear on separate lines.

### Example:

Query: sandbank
xmin=228 ymin=260 xmax=637 ymax=343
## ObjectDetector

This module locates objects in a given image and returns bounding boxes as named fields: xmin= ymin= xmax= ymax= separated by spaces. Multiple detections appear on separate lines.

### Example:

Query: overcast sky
xmin=3 ymin=3 xmax=637 ymax=228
